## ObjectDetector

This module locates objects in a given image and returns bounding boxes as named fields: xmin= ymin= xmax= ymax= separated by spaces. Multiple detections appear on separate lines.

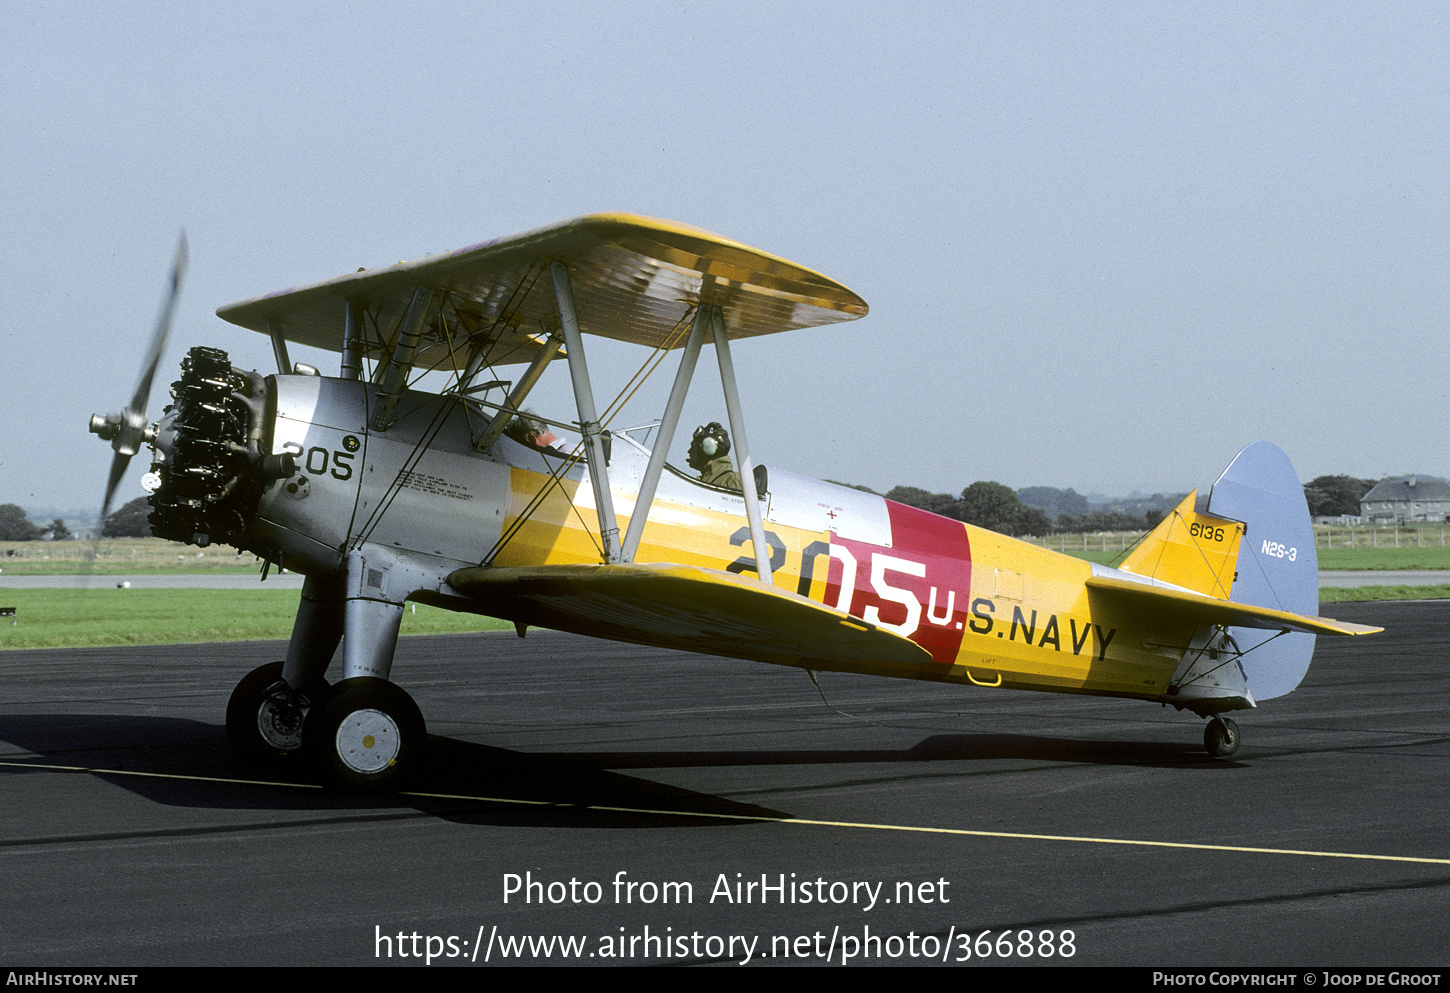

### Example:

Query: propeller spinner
xmin=89 ymin=232 xmax=188 ymax=526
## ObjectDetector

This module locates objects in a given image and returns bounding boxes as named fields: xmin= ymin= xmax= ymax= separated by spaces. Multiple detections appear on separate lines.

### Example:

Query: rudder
xmin=1204 ymin=441 xmax=1319 ymax=700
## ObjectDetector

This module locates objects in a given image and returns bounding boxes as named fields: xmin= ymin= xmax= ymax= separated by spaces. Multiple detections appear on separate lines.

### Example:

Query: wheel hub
xmin=335 ymin=708 xmax=401 ymax=774
xmin=256 ymin=683 xmax=308 ymax=751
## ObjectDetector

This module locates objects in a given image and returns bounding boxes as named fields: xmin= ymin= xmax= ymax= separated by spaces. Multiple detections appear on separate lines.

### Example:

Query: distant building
xmin=1359 ymin=475 xmax=1450 ymax=523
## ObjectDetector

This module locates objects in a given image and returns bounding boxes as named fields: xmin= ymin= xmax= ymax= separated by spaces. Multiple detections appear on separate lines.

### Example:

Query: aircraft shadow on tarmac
xmin=0 ymin=711 xmax=1236 ymax=831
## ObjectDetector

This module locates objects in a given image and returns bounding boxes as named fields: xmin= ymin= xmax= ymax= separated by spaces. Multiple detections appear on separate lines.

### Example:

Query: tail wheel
xmin=1203 ymin=716 xmax=1241 ymax=758
xmin=305 ymin=677 xmax=426 ymax=792
xmin=226 ymin=661 xmax=329 ymax=771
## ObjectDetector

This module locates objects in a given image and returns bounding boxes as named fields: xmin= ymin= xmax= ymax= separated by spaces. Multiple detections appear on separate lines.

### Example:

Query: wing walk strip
xmin=3 ymin=760 xmax=1446 ymax=866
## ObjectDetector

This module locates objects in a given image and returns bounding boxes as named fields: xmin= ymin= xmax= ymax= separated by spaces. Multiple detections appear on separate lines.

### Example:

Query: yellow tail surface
xmin=1117 ymin=491 xmax=1245 ymax=599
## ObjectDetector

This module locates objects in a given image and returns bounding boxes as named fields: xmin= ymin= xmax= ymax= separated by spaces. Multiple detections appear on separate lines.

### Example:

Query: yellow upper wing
xmin=217 ymin=213 xmax=868 ymax=369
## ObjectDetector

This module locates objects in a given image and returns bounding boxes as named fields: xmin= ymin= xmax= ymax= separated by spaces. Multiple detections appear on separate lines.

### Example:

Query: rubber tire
xmin=225 ymin=661 xmax=330 ymax=771
xmin=305 ymin=677 xmax=426 ymax=793
xmin=1203 ymin=716 xmax=1241 ymax=758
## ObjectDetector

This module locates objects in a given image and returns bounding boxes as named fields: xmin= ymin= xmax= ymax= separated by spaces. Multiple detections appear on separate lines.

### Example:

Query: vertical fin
xmin=1118 ymin=490 xmax=1245 ymax=599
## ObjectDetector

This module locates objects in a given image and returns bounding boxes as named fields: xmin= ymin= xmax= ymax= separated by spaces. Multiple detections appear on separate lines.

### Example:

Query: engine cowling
xmin=147 ymin=346 xmax=292 ymax=548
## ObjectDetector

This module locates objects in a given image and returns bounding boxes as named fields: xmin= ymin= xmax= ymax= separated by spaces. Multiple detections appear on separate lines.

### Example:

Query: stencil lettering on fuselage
xmin=966 ymin=597 xmax=1115 ymax=661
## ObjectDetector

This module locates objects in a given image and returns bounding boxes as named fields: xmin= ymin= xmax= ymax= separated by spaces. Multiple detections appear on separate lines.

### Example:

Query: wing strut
xmin=341 ymin=299 xmax=365 ymax=381
xmin=712 ymin=307 xmax=772 ymax=585
xmin=616 ymin=299 xmax=773 ymax=585
xmin=551 ymin=261 xmax=622 ymax=564
xmin=470 ymin=329 xmax=564 ymax=454
xmin=620 ymin=304 xmax=711 ymax=561
xmin=371 ymin=284 xmax=435 ymax=430
xmin=266 ymin=319 xmax=291 ymax=375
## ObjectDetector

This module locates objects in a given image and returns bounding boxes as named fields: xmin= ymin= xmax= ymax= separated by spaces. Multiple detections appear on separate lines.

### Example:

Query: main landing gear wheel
xmin=305 ymin=677 xmax=426 ymax=793
xmin=1203 ymin=716 xmax=1241 ymax=758
xmin=226 ymin=661 xmax=330 ymax=772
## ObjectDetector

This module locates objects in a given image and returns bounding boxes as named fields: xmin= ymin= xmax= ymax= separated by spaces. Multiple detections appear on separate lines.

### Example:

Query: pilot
xmin=687 ymin=422 xmax=742 ymax=491
xmin=506 ymin=411 xmax=558 ymax=449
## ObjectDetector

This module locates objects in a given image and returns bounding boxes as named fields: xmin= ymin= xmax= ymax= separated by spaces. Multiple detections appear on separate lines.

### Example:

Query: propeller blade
xmin=95 ymin=230 xmax=188 ymax=533
xmin=129 ymin=230 xmax=188 ymax=415
xmin=99 ymin=450 xmax=131 ymax=531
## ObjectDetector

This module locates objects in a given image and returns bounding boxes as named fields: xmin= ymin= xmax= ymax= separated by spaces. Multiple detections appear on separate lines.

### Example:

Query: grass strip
xmin=1 ymin=538 xmax=262 ymax=575
xmin=0 ymin=580 xmax=1440 ymax=651
xmin=0 ymin=588 xmax=511 ymax=650
xmin=1316 ymin=547 xmax=1450 ymax=570
xmin=1319 ymin=585 xmax=1450 ymax=604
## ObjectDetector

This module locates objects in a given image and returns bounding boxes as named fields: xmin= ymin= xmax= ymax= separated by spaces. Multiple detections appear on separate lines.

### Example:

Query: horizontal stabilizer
xmin=447 ymin=562 xmax=935 ymax=672
xmin=1086 ymin=575 xmax=1382 ymax=637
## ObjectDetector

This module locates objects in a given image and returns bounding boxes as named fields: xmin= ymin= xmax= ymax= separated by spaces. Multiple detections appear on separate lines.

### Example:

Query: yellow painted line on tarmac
xmin=0 ymin=758 xmax=322 ymax=789
xmin=408 ymin=789 xmax=1450 ymax=867
xmin=8 ymin=759 xmax=1449 ymax=867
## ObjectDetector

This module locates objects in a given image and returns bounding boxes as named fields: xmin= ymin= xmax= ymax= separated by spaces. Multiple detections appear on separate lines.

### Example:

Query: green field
xmin=1316 ymin=546 xmax=1450 ymax=570
xmin=4 ymin=533 xmax=1446 ymax=650
xmin=1 ymin=538 xmax=261 ymax=575
xmin=0 ymin=581 xmax=1439 ymax=651
xmin=1320 ymin=585 xmax=1450 ymax=603
xmin=9 ymin=535 xmax=1450 ymax=574
xmin=0 ymin=588 xmax=512 ymax=650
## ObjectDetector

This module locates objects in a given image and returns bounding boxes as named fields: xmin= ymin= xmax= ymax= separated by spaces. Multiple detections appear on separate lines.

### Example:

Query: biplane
xmin=89 ymin=214 xmax=1380 ymax=791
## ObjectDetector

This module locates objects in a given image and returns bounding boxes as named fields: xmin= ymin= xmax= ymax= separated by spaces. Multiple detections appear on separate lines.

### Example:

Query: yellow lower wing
xmin=1085 ymin=576 xmax=1382 ymax=636
xmin=447 ymin=562 xmax=934 ymax=672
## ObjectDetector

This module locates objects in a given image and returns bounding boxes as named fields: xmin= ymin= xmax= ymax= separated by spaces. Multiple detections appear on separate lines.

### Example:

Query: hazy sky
xmin=3 ymin=1 xmax=1447 ymax=515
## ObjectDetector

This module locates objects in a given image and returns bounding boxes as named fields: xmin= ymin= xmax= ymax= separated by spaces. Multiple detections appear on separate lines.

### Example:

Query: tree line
xmin=885 ymin=484 xmax=1166 ymax=538
xmin=882 ymin=474 xmax=1382 ymax=539
xmin=0 ymin=498 xmax=150 ymax=541
xmin=0 ymin=476 xmax=1401 ymax=545
xmin=0 ymin=504 xmax=73 ymax=541
xmin=1301 ymin=476 xmax=1377 ymax=517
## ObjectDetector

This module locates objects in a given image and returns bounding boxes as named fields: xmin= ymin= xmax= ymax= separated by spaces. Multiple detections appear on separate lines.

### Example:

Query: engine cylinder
xmin=147 ymin=346 xmax=266 ymax=547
